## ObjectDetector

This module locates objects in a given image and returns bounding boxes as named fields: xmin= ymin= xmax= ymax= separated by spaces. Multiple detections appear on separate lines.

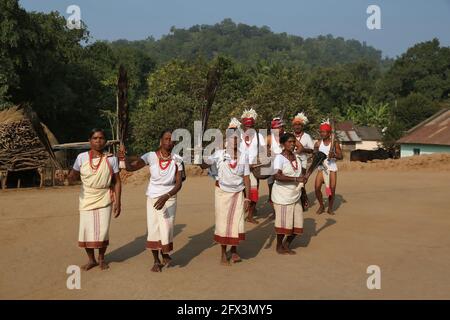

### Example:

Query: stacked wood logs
xmin=0 ymin=118 xmax=50 ymax=172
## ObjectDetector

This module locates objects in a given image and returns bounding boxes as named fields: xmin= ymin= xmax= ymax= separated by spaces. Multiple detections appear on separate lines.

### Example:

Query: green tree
xmin=393 ymin=93 xmax=440 ymax=129
xmin=242 ymin=64 xmax=322 ymax=133
xmin=343 ymin=99 xmax=391 ymax=128
xmin=306 ymin=61 xmax=381 ymax=114
xmin=130 ymin=59 xmax=209 ymax=153
xmin=377 ymin=39 xmax=450 ymax=102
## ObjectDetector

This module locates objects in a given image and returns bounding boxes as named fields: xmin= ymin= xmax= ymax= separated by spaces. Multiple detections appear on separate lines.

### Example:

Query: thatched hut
xmin=0 ymin=105 xmax=61 ymax=189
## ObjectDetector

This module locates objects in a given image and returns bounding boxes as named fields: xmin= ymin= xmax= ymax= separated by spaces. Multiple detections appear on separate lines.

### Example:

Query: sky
xmin=19 ymin=0 xmax=450 ymax=58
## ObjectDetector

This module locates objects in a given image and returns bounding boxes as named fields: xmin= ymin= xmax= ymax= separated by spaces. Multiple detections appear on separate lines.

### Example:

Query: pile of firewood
xmin=0 ymin=118 xmax=49 ymax=171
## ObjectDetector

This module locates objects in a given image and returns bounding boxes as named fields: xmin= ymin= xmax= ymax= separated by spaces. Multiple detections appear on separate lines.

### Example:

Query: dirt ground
xmin=1 ymin=166 xmax=450 ymax=299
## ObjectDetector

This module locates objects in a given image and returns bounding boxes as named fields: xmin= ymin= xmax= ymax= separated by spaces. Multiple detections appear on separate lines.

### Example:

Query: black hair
xmin=280 ymin=132 xmax=296 ymax=144
xmin=159 ymin=128 xmax=173 ymax=140
xmin=89 ymin=128 xmax=105 ymax=139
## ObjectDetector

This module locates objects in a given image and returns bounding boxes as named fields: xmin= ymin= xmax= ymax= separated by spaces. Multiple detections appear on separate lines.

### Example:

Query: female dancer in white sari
xmin=68 ymin=128 xmax=122 ymax=270
xmin=271 ymin=133 xmax=306 ymax=255
xmin=119 ymin=129 xmax=183 ymax=272
xmin=201 ymin=121 xmax=251 ymax=265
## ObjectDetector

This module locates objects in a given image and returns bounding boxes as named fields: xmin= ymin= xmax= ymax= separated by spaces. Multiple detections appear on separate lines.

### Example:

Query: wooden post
xmin=0 ymin=171 xmax=7 ymax=190
xmin=117 ymin=65 xmax=129 ymax=168
xmin=38 ymin=168 xmax=44 ymax=188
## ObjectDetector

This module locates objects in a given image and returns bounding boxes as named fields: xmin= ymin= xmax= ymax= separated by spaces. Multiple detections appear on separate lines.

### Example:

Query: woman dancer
xmin=201 ymin=119 xmax=251 ymax=265
xmin=271 ymin=133 xmax=306 ymax=255
xmin=68 ymin=128 xmax=122 ymax=271
xmin=119 ymin=129 xmax=183 ymax=272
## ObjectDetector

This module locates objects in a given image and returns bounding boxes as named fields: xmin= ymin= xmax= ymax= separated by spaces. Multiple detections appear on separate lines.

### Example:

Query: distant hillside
xmin=110 ymin=18 xmax=389 ymax=67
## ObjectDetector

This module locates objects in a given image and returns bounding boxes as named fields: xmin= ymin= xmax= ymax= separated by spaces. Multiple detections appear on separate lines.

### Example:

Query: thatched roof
xmin=0 ymin=105 xmax=60 ymax=172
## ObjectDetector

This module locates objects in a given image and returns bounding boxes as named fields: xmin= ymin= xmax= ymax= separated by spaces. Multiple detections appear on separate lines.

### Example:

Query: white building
xmin=336 ymin=121 xmax=383 ymax=152
xmin=397 ymin=108 xmax=450 ymax=158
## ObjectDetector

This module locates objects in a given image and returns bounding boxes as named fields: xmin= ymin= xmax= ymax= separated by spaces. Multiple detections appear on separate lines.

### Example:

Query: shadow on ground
xmin=106 ymin=224 xmax=186 ymax=263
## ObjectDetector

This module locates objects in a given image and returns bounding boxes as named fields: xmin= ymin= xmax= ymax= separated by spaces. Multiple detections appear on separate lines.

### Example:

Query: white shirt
xmin=141 ymin=151 xmax=183 ymax=198
xmin=270 ymin=132 xmax=283 ymax=155
xmin=318 ymin=140 xmax=338 ymax=172
xmin=268 ymin=133 xmax=284 ymax=175
xmin=295 ymin=132 xmax=314 ymax=169
xmin=73 ymin=151 xmax=119 ymax=173
xmin=208 ymin=150 xmax=250 ymax=193
xmin=271 ymin=153 xmax=303 ymax=205
xmin=239 ymin=130 xmax=266 ymax=165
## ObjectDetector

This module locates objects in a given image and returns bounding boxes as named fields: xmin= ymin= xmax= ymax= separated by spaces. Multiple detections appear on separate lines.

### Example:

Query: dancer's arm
xmin=153 ymin=168 xmax=183 ymax=210
xmin=329 ymin=141 xmax=343 ymax=160
xmin=112 ymin=172 xmax=122 ymax=218
xmin=118 ymin=146 xmax=146 ymax=171
xmin=67 ymin=170 xmax=80 ymax=184
xmin=243 ymin=175 xmax=251 ymax=211
xmin=274 ymin=170 xmax=305 ymax=183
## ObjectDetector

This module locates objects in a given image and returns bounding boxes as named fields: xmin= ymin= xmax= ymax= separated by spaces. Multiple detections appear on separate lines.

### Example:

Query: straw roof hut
xmin=0 ymin=105 xmax=60 ymax=188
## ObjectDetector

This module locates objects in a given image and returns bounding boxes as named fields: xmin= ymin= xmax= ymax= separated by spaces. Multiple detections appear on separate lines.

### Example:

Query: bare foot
xmin=327 ymin=210 xmax=335 ymax=215
xmin=151 ymin=263 xmax=163 ymax=272
xmin=282 ymin=243 xmax=296 ymax=255
xmin=221 ymin=257 xmax=232 ymax=266
xmin=99 ymin=260 xmax=109 ymax=270
xmin=284 ymin=247 xmax=297 ymax=255
xmin=245 ymin=216 xmax=259 ymax=224
xmin=81 ymin=261 xmax=98 ymax=271
xmin=231 ymin=253 xmax=242 ymax=263
xmin=316 ymin=206 xmax=325 ymax=215
xmin=276 ymin=247 xmax=289 ymax=255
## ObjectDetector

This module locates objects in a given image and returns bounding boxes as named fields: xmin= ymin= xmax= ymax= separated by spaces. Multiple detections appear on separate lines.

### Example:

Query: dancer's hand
xmin=118 ymin=144 xmax=126 ymax=160
xmin=244 ymin=199 xmax=251 ymax=212
xmin=154 ymin=194 xmax=170 ymax=210
xmin=296 ymin=176 xmax=306 ymax=184
xmin=113 ymin=200 xmax=121 ymax=218
xmin=295 ymin=140 xmax=304 ymax=153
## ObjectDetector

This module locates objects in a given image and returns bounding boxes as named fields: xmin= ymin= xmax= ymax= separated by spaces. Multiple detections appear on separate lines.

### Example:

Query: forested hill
xmin=3 ymin=1 xmax=448 ymax=150
xmin=110 ymin=19 xmax=388 ymax=67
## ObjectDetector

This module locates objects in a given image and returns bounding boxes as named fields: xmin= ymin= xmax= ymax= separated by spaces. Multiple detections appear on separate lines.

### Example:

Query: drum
xmin=251 ymin=160 xmax=272 ymax=180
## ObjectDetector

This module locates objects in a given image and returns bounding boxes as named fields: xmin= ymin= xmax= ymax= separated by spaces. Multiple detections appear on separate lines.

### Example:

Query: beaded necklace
xmin=157 ymin=150 xmax=172 ymax=176
xmin=89 ymin=150 xmax=103 ymax=173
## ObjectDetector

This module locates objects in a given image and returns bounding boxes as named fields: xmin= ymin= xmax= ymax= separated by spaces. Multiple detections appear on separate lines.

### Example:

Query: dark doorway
xmin=6 ymin=169 xmax=40 ymax=188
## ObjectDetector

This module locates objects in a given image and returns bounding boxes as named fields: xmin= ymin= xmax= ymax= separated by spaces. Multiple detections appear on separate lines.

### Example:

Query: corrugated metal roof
xmin=356 ymin=126 xmax=383 ymax=141
xmin=336 ymin=120 xmax=355 ymax=131
xmin=397 ymin=109 xmax=450 ymax=146
xmin=336 ymin=130 xmax=362 ymax=142
xmin=336 ymin=121 xmax=383 ymax=142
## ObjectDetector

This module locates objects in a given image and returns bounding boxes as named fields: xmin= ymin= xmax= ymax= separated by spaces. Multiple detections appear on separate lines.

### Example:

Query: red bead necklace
xmin=244 ymin=135 xmax=252 ymax=147
xmin=89 ymin=150 xmax=103 ymax=172
xmin=291 ymin=158 xmax=298 ymax=171
xmin=228 ymin=159 xmax=238 ymax=169
xmin=157 ymin=151 xmax=172 ymax=171
xmin=282 ymin=151 xmax=298 ymax=171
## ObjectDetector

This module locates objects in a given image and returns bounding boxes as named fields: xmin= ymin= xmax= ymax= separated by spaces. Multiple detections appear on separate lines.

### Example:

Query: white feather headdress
xmin=228 ymin=117 xmax=241 ymax=129
xmin=320 ymin=118 xmax=330 ymax=125
xmin=293 ymin=112 xmax=309 ymax=124
xmin=241 ymin=108 xmax=258 ymax=120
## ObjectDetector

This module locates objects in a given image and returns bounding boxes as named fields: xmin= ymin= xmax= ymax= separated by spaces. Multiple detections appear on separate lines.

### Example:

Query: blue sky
xmin=20 ymin=0 xmax=450 ymax=58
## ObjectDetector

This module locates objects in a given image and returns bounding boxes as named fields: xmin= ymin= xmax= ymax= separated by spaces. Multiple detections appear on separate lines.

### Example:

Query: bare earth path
xmin=1 ymin=171 xmax=449 ymax=299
